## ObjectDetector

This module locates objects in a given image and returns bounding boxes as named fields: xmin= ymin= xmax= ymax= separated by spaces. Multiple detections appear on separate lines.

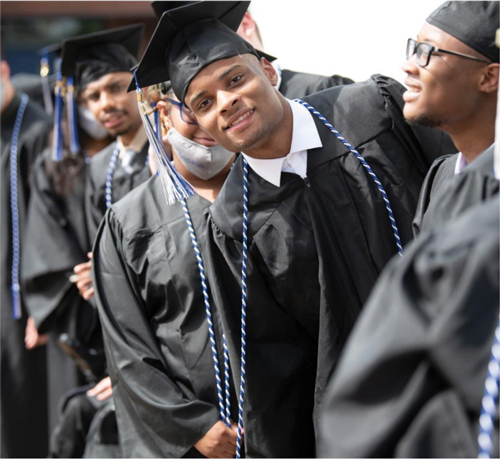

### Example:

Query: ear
xmin=237 ymin=12 xmax=255 ymax=40
xmin=260 ymin=57 xmax=278 ymax=87
xmin=479 ymin=63 xmax=499 ymax=94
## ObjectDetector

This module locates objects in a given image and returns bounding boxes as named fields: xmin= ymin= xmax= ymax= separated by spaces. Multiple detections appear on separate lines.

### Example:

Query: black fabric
xmin=92 ymin=175 xmax=227 ymax=457
xmin=414 ymin=144 xmax=499 ymax=235
xmin=60 ymin=24 xmax=144 ymax=88
xmin=279 ymin=69 xmax=354 ymax=99
xmin=426 ymin=1 xmax=499 ymax=63
xmin=85 ymin=140 xmax=151 ymax=246
xmin=318 ymin=195 xmax=499 ymax=458
xmin=1 ymin=93 xmax=52 ymax=458
xmin=21 ymin=148 xmax=105 ymax=434
xmin=202 ymin=74 xmax=457 ymax=457
xmin=151 ymin=1 xmax=198 ymax=18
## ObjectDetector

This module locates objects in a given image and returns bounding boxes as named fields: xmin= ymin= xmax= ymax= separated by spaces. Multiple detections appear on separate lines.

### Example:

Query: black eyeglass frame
xmin=165 ymin=97 xmax=198 ymax=125
xmin=406 ymin=38 xmax=492 ymax=68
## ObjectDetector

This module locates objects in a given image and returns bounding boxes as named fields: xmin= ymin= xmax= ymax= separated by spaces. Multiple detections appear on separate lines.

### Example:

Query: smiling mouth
xmin=225 ymin=109 xmax=254 ymax=130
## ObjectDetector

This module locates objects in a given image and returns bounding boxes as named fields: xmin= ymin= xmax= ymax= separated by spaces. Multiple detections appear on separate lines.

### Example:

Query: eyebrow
xmin=189 ymin=64 xmax=244 ymax=108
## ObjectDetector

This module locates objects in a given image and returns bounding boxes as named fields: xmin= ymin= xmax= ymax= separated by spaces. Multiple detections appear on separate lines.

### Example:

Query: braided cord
xmin=294 ymin=99 xmax=403 ymax=257
xmin=10 ymin=94 xmax=29 ymax=319
xmin=105 ymin=147 xmax=120 ymax=210
xmin=236 ymin=158 xmax=249 ymax=458
xmin=478 ymin=317 xmax=500 ymax=458
xmin=181 ymin=199 xmax=231 ymax=427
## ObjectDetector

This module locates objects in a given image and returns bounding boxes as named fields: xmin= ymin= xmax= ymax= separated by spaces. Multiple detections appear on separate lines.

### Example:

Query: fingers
xmin=83 ymin=287 xmax=95 ymax=301
xmin=73 ymin=260 xmax=92 ymax=274
xmin=87 ymin=377 xmax=112 ymax=398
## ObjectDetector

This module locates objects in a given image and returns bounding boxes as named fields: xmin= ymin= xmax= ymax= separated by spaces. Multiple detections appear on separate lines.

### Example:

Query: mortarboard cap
xmin=61 ymin=24 xmax=145 ymax=89
xmin=151 ymin=1 xmax=198 ymax=18
xmin=427 ymin=1 xmax=499 ymax=63
xmin=130 ymin=1 xmax=274 ymax=103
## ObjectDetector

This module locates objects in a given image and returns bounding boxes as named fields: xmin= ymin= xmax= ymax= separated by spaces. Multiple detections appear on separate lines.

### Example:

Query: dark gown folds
xmin=279 ymin=69 xmax=354 ymax=99
xmin=413 ymin=144 xmax=498 ymax=235
xmin=85 ymin=140 xmax=151 ymax=244
xmin=202 ymin=74 xmax=457 ymax=457
xmin=1 ymin=92 xmax=52 ymax=458
xmin=21 ymin=149 xmax=103 ymax=434
xmin=319 ymin=195 xmax=499 ymax=458
xmin=93 ymin=175 xmax=225 ymax=458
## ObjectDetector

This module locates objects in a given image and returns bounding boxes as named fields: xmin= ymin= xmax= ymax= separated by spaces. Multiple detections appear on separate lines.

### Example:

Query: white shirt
xmin=454 ymin=152 xmax=468 ymax=175
xmin=241 ymin=99 xmax=323 ymax=187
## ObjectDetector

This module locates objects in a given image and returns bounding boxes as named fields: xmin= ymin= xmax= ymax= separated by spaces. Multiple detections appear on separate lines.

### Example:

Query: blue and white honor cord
xmin=181 ymin=199 xmax=232 ymax=427
xmin=105 ymin=147 xmax=120 ymax=210
xmin=294 ymin=99 xmax=403 ymax=257
xmin=10 ymin=94 xmax=29 ymax=319
xmin=478 ymin=317 xmax=500 ymax=458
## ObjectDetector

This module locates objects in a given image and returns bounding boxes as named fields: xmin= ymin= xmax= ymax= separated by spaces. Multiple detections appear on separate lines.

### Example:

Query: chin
xmin=405 ymin=112 xmax=446 ymax=129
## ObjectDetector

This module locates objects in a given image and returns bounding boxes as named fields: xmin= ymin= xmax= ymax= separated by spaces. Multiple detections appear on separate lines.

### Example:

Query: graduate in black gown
xmin=130 ymin=2 xmax=457 ymax=456
xmin=0 ymin=58 xmax=52 ymax=458
xmin=21 ymin=26 xmax=145 ymax=442
xmin=236 ymin=9 xmax=355 ymax=97
xmin=79 ymin=25 xmax=151 ymax=245
xmin=318 ymin=192 xmax=499 ymax=458
xmin=92 ymin=83 xmax=239 ymax=457
xmin=407 ymin=2 xmax=499 ymax=235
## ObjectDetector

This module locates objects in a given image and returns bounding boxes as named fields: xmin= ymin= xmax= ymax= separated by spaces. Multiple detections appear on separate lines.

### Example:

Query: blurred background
xmin=1 ymin=0 xmax=444 ymax=85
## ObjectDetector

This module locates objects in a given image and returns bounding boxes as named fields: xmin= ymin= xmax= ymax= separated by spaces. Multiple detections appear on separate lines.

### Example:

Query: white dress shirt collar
xmin=454 ymin=152 xmax=468 ymax=175
xmin=241 ymin=99 xmax=323 ymax=187
xmin=116 ymin=126 xmax=148 ymax=159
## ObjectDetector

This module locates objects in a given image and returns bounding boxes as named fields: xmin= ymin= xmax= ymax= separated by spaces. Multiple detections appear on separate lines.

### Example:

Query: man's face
xmin=402 ymin=22 xmax=490 ymax=130
xmin=184 ymin=54 xmax=283 ymax=153
xmin=81 ymin=71 xmax=141 ymax=138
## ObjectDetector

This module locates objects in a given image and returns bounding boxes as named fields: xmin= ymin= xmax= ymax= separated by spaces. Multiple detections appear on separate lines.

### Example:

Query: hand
xmin=86 ymin=376 xmax=113 ymax=401
xmin=194 ymin=420 xmax=240 ymax=458
xmin=70 ymin=253 xmax=94 ymax=301
xmin=25 ymin=316 xmax=48 ymax=349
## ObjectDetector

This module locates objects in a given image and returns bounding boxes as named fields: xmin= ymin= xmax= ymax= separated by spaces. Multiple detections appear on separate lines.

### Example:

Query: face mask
xmin=167 ymin=128 xmax=234 ymax=180
xmin=77 ymin=105 xmax=109 ymax=140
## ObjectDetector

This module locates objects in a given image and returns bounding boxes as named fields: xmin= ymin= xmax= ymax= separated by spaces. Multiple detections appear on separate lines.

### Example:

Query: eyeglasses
xmin=406 ymin=38 xmax=492 ymax=68
xmin=165 ymin=98 xmax=198 ymax=125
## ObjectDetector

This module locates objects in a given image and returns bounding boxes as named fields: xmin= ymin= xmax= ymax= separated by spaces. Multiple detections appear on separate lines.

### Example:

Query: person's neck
xmin=173 ymin=151 xmax=235 ymax=203
xmin=1 ymin=82 xmax=15 ymax=115
xmin=84 ymin=135 xmax=113 ymax=157
xmin=243 ymin=96 xmax=293 ymax=159
xmin=446 ymin=106 xmax=496 ymax=163
xmin=119 ymin=125 xmax=140 ymax=147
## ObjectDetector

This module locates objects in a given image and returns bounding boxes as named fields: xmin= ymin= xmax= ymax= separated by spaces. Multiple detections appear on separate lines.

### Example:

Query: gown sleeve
xmin=92 ymin=209 xmax=220 ymax=458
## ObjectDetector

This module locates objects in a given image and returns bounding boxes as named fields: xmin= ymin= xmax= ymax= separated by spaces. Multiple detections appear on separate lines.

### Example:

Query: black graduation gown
xmin=413 ymin=144 xmax=498 ymax=235
xmin=318 ymin=195 xmax=499 ymax=458
xmin=21 ymin=150 xmax=103 ymax=433
xmin=85 ymin=140 xmax=151 ymax=245
xmin=92 ymin=175 xmax=225 ymax=458
xmin=0 ymin=92 xmax=52 ymax=458
xmin=278 ymin=69 xmax=354 ymax=99
xmin=203 ymin=74 xmax=457 ymax=457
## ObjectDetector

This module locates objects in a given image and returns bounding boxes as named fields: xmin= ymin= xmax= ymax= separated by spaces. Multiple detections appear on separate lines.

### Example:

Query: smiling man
xmin=408 ymin=1 xmax=499 ymax=234
xmin=131 ymin=2 xmax=456 ymax=456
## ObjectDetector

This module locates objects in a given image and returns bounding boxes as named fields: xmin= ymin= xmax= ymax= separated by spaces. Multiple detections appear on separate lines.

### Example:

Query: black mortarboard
xmin=130 ymin=1 xmax=273 ymax=103
xmin=151 ymin=1 xmax=198 ymax=18
xmin=426 ymin=1 xmax=499 ymax=63
xmin=61 ymin=24 xmax=145 ymax=89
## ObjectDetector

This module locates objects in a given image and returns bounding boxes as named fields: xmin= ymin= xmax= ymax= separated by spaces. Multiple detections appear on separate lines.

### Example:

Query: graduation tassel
xmin=52 ymin=58 xmax=64 ymax=162
xmin=133 ymin=70 xmax=195 ymax=205
xmin=10 ymin=94 xmax=29 ymax=320
xmin=40 ymin=51 xmax=54 ymax=115
xmin=66 ymin=76 xmax=80 ymax=155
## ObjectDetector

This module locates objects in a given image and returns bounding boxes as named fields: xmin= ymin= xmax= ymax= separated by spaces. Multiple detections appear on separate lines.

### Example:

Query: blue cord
xmin=478 ymin=317 xmax=500 ymax=458
xmin=105 ymin=147 xmax=120 ymax=210
xmin=10 ymin=94 xmax=29 ymax=319
xmin=236 ymin=158 xmax=250 ymax=458
xmin=294 ymin=99 xmax=403 ymax=257
xmin=181 ymin=198 xmax=231 ymax=427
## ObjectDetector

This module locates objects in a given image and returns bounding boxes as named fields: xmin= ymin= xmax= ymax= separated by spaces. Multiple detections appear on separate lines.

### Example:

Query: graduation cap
xmin=151 ymin=1 xmax=198 ymax=18
xmin=130 ymin=1 xmax=274 ymax=103
xmin=60 ymin=23 xmax=144 ymax=89
xmin=427 ymin=1 xmax=499 ymax=63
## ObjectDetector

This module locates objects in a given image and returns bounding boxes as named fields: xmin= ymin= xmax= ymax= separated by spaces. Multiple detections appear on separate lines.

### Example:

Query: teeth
xmin=230 ymin=110 xmax=252 ymax=127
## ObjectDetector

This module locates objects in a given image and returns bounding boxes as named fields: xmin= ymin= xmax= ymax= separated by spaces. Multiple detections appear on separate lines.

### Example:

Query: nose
xmin=99 ymin=91 xmax=116 ymax=113
xmin=402 ymin=53 xmax=419 ymax=75
xmin=218 ymin=90 xmax=239 ymax=115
